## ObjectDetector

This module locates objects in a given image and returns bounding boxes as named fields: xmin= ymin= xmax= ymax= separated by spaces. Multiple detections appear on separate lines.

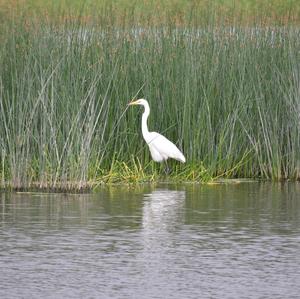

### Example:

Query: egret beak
xmin=128 ymin=99 xmax=139 ymax=106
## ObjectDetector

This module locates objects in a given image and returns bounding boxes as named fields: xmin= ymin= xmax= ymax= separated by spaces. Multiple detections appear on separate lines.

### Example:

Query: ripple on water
xmin=0 ymin=183 xmax=300 ymax=299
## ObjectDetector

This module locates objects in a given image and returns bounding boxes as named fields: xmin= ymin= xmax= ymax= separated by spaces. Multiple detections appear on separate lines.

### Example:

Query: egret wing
xmin=148 ymin=143 xmax=164 ymax=162
xmin=148 ymin=132 xmax=186 ymax=163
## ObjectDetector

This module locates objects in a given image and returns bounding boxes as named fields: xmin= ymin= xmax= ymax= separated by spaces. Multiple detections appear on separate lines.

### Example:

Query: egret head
xmin=128 ymin=98 xmax=148 ymax=106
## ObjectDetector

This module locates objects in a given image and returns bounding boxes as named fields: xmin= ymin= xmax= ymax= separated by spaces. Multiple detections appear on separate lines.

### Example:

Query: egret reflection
xmin=142 ymin=189 xmax=186 ymax=233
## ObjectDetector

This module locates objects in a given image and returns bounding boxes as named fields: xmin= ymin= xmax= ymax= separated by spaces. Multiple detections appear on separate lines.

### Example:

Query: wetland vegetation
xmin=0 ymin=1 xmax=299 ymax=190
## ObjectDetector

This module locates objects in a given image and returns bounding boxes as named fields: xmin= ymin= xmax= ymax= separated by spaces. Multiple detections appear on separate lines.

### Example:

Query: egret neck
xmin=141 ymin=101 xmax=150 ymax=140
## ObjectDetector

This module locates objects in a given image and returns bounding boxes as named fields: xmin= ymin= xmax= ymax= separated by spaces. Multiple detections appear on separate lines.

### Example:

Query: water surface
xmin=1 ymin=183 xmax=300 ymax=299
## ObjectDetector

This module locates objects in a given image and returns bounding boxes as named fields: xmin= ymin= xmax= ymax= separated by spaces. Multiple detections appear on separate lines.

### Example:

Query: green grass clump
xmin=0 ymin=8 xmax=299 ymax=190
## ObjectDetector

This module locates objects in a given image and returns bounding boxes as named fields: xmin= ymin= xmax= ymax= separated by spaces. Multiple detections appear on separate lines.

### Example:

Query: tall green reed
xmin=0 ymin=15 xmax=299 ymax=190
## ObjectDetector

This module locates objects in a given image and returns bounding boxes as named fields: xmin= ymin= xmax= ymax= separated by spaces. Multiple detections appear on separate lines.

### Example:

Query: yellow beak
xmin=128 ymin=99 xmax=139 ymax=106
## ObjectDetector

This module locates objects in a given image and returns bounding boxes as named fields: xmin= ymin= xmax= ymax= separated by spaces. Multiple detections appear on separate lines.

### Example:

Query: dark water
xmin=1 ymin=183 xmax=300 ymax=299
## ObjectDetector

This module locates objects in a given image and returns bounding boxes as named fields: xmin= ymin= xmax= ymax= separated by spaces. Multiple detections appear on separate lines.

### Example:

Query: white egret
xmin=128 ymin=99 xmax=186 ymax=168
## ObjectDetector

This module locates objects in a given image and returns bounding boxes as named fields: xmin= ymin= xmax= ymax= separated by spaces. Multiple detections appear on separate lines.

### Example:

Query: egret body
xmin=128 ymin=99 xmax=186 ymax=164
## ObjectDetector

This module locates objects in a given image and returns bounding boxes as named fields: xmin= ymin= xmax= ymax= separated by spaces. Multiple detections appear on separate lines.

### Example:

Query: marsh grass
xmin=0 ymin=9 xmax=299 ymax=190
xmin=1 ymin=0 xmax=299 ymax=27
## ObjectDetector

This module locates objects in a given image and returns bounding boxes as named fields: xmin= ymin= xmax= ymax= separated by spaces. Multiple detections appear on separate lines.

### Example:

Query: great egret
xmin=128 ymin=99 xmax=186 ymax=166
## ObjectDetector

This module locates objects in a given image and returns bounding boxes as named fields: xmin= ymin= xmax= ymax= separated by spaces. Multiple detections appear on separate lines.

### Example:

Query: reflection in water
xmin=142 ymin=190 xmax=185 ymax=232
xmin=0 ymin=183 xmax=300 ymax=299
xmin=139 ymin=190 xmax=186 ymax=288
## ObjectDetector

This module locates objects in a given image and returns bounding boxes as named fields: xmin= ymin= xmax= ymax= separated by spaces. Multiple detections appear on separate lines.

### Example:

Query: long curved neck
xmin=141 ymin=102 xmax=150 ymax=139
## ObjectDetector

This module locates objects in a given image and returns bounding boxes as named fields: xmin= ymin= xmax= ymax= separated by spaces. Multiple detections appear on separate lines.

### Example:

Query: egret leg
xmin=164 ymin=161 xmax=171 ymax=175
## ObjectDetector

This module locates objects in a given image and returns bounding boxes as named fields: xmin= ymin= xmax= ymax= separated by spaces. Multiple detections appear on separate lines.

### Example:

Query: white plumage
xmin=128 ymin=99 xmax=186 ymax=163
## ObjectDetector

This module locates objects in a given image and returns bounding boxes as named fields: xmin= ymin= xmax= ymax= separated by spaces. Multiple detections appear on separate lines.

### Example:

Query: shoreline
xmin=1 ymin=178 xmax=295 ymax=193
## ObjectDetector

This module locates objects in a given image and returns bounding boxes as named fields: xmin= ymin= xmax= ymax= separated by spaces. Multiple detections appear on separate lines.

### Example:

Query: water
xmin=1 ymin=183 xmax=300 ymax=299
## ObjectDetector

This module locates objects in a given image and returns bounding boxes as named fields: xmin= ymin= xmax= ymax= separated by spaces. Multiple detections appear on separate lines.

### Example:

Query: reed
xmin=0 ymin=5 xmax=299 ymax=190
